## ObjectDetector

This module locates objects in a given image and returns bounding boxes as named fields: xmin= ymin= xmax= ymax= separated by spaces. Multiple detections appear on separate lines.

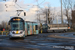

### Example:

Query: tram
xmin=9 ymin=17 xmax=39 ymax=39
xmin=42 ymin=24 xmax=70 ymax=33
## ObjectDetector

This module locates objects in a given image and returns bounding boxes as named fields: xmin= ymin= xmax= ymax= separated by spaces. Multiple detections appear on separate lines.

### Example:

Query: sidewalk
xmin=48 ymin=32 xmax=75 ymax=39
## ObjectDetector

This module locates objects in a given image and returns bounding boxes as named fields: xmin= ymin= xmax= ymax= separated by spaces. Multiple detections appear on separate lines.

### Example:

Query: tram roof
xmin=8 ymin=17 xmax=37 ymax=25
xmin=25 ymin=21 xmax=37 ymax=23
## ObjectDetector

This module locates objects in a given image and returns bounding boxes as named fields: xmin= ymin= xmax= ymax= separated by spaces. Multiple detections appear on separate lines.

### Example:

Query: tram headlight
xmin=12 ymin=32 xmax=15 ymax=34
xmin=20 ymin=31 xmax=23 ymax=33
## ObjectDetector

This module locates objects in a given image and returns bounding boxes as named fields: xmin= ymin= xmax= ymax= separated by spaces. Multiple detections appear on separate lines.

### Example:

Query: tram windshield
xmin=10 ymin=22 xmax=24 ymax=31
xmin=42 ymin=25 xmax=48 ymax=29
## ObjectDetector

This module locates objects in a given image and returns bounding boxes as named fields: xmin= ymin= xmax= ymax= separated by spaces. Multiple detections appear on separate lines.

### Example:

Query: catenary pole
xmin=61 ymin=0 xmax=63 ymax=24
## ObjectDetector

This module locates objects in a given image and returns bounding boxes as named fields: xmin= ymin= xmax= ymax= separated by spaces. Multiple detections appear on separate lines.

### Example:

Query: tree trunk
xmin=66 ymin=9 xmax=69 ymax=24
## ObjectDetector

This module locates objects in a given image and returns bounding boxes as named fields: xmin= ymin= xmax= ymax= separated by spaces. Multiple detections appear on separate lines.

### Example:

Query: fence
xmin=0 ymin=31 xmax=9 ymax=36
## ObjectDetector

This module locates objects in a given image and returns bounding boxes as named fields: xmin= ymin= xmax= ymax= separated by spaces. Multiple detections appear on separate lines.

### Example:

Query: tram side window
xmin=35 ymin=25 xmax=38 ymax=30
xmin=28 ymin=24 xmax=29 ymax=30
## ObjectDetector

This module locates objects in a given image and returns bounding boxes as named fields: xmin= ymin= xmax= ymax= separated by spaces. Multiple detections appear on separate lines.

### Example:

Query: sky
xmin=23 ymin=0 xmax=60 ymax=7
xmin=0 ymin=0 xmax=61 ymax=7
xmin=0 ymin=0 xmax=68 ymax=24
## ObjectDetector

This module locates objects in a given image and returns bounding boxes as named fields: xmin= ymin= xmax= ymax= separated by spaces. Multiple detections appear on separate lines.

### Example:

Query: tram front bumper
xmin=9 ymin=33 xmax=25 ymax=38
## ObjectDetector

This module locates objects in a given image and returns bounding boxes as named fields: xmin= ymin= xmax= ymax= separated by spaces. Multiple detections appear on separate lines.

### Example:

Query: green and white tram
xmin=9 ymin=17 xmax=39 ymax=39
xmin=9 ymin=17 xmax=25 ymax=38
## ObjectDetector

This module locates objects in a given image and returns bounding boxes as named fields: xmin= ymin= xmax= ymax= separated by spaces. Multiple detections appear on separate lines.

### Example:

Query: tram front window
xmin=11 ymin=22 xmax=23 ymax=31
xmin=42 ymin=25 xmax=48 ymax=29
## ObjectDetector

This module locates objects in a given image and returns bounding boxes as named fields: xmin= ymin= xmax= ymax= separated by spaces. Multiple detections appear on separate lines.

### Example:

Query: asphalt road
xmin=0 ymin=32 xmax=75 ymax=50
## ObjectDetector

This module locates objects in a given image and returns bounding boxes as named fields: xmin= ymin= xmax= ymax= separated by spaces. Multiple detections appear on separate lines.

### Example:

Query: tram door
xmin=33 ymin=23 xmax=39 ymax=34
xmin=27 ymin=23 xmax=30 ymax=35
xmin=33 ymin=25 xmax=36 ymax=34
xmin=30 ymin=23 xmax=33 ymax=35
xmin=25 ymin=22 xmax=28 ymax=36
xmin=27 ymin=22 xmax=33 ymax=35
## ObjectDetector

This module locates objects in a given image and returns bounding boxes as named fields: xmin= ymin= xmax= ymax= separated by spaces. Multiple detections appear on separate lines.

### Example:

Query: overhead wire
xmin=38 ymin=0 xmax=46 ymax=5
xmin=36 ymin=0 xmax=46 ymax=11
xmin=14 ymin=0 xmax=46 ymax=10
xmin=15 ymin=3 xmax=26 ymax=9
xmin=4 ymin=0 xmax=46 ymax=12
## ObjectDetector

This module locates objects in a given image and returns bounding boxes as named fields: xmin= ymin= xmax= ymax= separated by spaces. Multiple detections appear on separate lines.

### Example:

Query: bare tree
xmin=0 ymin=24 xmax=2 ymax=29
xmin=1 ymin=21 xmax=9 ymax=30
xmin=62 ymin=0 xmax=75 ymax=25
xmin=40 ymin=4 xmax=53 ymax=24
xmin=1 ymin=21 xmax=6 ymax=28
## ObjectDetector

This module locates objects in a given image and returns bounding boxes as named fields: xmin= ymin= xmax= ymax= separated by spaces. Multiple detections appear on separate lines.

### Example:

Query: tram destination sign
xmin=13 ymin=19 xmax=21 ymax=21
